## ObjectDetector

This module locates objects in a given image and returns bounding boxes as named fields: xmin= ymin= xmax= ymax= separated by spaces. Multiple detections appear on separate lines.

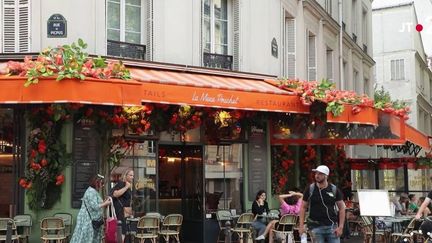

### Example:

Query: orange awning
xmin=0 ymin=76 xmax=143 ymax=106
xmin=0 ymin=69 xmax=310 ymax=113
xmin=130 ymin=68 xmax=309 ymax=113
xmin=405 ymin=124 xmax=431 ymax=151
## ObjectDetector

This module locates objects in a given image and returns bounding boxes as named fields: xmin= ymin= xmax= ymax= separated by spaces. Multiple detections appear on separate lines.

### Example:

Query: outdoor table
xmin=381 ymin=216 xmax=413 ymax=233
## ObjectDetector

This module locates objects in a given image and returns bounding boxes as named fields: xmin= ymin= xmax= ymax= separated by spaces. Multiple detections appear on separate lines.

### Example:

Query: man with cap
xmin=298 ymin=165 xmax=345 ymax=243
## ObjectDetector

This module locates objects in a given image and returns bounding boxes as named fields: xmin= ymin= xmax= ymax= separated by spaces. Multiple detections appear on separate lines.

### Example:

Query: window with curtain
xmin=203 ymin=0 xmax=228 ymax=55
xmin=107 ymin=0 xmax=142 ymax=44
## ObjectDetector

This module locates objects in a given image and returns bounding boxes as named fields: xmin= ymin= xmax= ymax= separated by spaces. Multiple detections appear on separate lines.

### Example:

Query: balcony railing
xmin=203 ymin=52 xmax=233 ymax=70
xmin=107 ymin=40 xmax=146 ymax=60
xmin=352 ymin=33 xmax=357 ymax=43
xmin=363 ymin=44 xmax=368 ymax=53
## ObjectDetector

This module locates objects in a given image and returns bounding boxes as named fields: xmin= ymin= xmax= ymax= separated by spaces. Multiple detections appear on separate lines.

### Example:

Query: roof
xmin=372 ymin=0 xmax=413 ymax=10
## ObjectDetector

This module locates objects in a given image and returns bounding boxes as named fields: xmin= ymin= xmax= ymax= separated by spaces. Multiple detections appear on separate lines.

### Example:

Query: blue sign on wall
xmin=47 ymin=14 xmax=67 ymax=38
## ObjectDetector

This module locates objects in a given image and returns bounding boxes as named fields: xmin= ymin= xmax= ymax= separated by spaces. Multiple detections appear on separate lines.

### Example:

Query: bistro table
xmin=381 ymin=216 xmax=414 ymax=233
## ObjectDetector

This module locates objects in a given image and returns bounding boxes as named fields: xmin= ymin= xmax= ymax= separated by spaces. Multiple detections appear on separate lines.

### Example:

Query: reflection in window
xmin=204 ymin=144 xmax=243 ymax=214
xmin=107 ymin=0 xmax=142 ymax=44
xmin=203 ymin=0 xmax=228 ymax=54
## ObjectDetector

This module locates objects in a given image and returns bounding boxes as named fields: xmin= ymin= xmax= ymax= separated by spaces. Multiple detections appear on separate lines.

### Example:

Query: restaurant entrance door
xmin=158 ymin=145 xmax=204 ymax=242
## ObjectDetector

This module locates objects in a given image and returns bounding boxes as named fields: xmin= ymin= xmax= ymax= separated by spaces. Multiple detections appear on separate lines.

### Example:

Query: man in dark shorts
xmin=298 ymin=165 xmax=346 ymax=243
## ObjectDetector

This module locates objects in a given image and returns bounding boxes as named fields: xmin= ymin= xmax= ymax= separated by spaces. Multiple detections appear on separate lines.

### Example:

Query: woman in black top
xmin=112 ymin=168 xmax=134 ymax=242
xmin=252 ymin=190 xmax=269 ymax=240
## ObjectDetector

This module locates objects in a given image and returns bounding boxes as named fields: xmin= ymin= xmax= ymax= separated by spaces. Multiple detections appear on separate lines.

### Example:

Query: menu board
xmin=71 ymin=119 xmax=100 ymax=208
xmin=248 ymin=125 xmax=268 ymax=201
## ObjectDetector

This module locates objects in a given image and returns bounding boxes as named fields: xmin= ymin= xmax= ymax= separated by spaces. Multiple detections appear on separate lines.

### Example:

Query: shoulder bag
xmin=83 ymin=199 xmax=104 ymax=230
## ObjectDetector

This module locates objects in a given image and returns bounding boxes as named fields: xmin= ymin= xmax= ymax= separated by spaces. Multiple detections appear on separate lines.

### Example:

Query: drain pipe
xmin=339 ymin=0 xmax=344 ymax=90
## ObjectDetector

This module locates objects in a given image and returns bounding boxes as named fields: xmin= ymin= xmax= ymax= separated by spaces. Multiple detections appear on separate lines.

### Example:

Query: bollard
xmin=116 ymin=220 xmax=123 ymax=243
xmin=5 ymin=220 xmax=12 ymax=243
xmin=224 ymin=220 xmax=232 ymax=243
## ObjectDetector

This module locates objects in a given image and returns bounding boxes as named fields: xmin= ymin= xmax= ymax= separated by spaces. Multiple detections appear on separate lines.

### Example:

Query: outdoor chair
xmin=53 ymin=212 xmax=73 ymax=242
xmin=271 ymin=214 xmax=298 ymax=243
xmin=40 ymin=217 xmax=67 ymax=243
xmin=0 ymin=218 xmax=19 ymax=242
xmin=159 ymin=213 xmax=183 ymax=243
xmin=146 ymin=212 xmax=162 ymax=220
xmin=13 ymin=214 xmax=32 ymax=243
xmin=216 ymin=210 xmax=233 ymax=242
xmin=391 ymin=217 xmax=417 ymax=243
xmin=231 ymin=212 xmax=254 ymax=243
xmin=136 ymin=215 xmax=160 ymax=243
xmin=361 ymin=216 xmax=389 ymax=243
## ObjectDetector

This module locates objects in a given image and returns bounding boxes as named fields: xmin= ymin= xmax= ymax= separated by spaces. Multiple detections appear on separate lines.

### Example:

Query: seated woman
xmin=256 ymin=190 xmax=303 ymax=241
xmin=252 ymin=190 xmax=270 ymax=241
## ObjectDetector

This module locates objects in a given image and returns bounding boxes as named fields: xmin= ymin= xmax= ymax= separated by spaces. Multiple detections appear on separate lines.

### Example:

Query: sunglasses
xmin=97 ymin=174 xmax=105 ymax=179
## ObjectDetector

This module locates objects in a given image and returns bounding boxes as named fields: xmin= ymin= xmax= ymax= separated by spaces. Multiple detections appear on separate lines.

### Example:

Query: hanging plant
xmin=271 ymin=146 xmax=295 ymax=194
xmin=5 ymin=39 xmax=130 ymax=87
xmin=278 ymin=79 xmax=409 ymax=119
xmin=19 ymin=104 xmax=72 ymax=210
xmin=168 ymin=105 xmax=203 ymax=134
xmin=299 ymin=145 xmax=318 ymax=186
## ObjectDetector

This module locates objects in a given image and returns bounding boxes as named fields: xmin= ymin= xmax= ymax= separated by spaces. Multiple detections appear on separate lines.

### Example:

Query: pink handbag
xmin=105 ymin=197 xmax=117 ymax=243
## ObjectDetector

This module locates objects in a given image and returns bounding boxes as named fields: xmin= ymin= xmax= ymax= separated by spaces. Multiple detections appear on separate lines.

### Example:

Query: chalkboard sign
xmin=248 ymin=124 xmax=268 ymax=201
xmin=47 ymin=14 xmax=67 ymax=38
xmin=71 ymin=119 xmax=100 ymax=208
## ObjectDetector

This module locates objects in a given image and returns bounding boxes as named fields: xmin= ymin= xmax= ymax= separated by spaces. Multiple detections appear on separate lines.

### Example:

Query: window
xmin=391 ymin=59 xmax=405 ymax=80
xmin=2 ymin=0 xmax=30 ymax=53
xmin=286 ymin=18 xmax=296 ymax=79
xmin=326 ymin=48 xmax=333 ymax=82
xmin=325 ymin=0 xmax=332 ymax=15
xmin=352 ymin=0 xmax=357 ymax=36
xmin=362 ymin=8 xmax=368 ymax=45
xmin=364 ymin=78 xmax=369 ymax=95
xmin=307 ymin=32 xmax=316 ymax=81
xmin=107 ymin=0 xmax=142 ymax=44
xmin=353 ymin=70 xmax=359 ymax=93
xmin=203 ymin=0 xmax=228 ymax=55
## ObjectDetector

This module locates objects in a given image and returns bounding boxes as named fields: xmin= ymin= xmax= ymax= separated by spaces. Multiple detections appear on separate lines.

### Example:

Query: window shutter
xmin=2 ymin=0 xmax=16 ymax=53
xmin=286 ymin=18 xmax=295 ymax=79
xmin=18 ymin=0 xmax=30 ymax=52
xmin=391 ymin=60 xmax=395 ymax=80
xmin=145 ymin=0 xmax=153 ymax=61
xmin=2 ymin=0 xmax=29 ymax=53
xmin=232 ymin=0 xmax=240 ymax=71
xmin=400 ymin=59 xmax=404 ymax=80
xmin=326 ymin=50 xmax=333 ymax=82
xmin=308 ymin=35 xmax=316 ymax=81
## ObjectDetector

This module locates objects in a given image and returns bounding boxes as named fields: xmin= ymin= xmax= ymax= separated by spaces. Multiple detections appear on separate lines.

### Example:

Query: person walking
xmin=298 ymin=165 xmax=345 ymax=243
xmin=111 ymin=168 xmax=134 ymax=242
xmin=70 ymin=174 xmax=112 ymax=243
xmin=415 ymin=182 xmax=432 ymax=219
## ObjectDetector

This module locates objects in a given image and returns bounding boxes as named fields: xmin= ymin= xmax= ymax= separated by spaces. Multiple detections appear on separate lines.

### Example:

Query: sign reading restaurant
xmin=47 ymin=14 xmax=67 ymax=38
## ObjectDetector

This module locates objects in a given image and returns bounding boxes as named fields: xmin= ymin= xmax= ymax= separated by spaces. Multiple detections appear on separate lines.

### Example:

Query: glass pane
xmin=126 ymin=5 xmax=141 ymax=32
xmin=214 ymin=0 xmax=227 ymax=20
xmin=204 ymin=145 xmax=243 ymax=214
xmin=203 ymin=0 xmax=210 ymax=17
xmin=214 ymin=44 xmax=227 ymax=55
xmin=107 ymin=2 xmax=120 ymax=29
xmin=107 ymin=29 xmax=120 ymax=41
xmin=125 ymin=32 xmax=141 ymax=44
xmin=109 ymin=0 xmax=120 ymax=3
xmin=203 ymin=17 xmax=210 ymax=46
xmin=214 ymin=20 xmax=227 ymax=45
xmin=126 ymin=0 xmax=141 ymax=6
xmin=204 ymin=43 xmax=211 ymax=53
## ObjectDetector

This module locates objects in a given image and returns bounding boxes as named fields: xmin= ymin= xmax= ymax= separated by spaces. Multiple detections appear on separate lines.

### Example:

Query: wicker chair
xmin=159 ymin=214 xmax=183 ymax=243
xmin=0 ymin=218 xmax=19 ymax=242
xmin=271 ymin=214 xmax=298 ymax=243
xmin=136 ymin=216 xmax=160 ymax=243
xmin=216 ymin=210 xmax=233 ymax=242
xmin=13 ymin=214 xmax=32 ymax=243
xmin=231 ymin=213 xmax=254 ymax=243
xmin=40 ymin=217 xmax=67 ymax=243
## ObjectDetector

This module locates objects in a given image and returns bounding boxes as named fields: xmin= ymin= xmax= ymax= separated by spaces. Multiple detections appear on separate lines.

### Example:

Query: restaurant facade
xmin=0 ymin=51 xmax=431 ymax=242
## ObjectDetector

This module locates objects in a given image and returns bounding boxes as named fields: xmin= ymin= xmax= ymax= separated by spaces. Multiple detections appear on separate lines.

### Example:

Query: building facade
xmin=0 ymin=0 xmax=375 ymax=241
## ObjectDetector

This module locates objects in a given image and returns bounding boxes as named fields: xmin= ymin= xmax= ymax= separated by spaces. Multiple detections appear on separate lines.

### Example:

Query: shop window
xmin=204 ymin=144 xmax=243 ymax=214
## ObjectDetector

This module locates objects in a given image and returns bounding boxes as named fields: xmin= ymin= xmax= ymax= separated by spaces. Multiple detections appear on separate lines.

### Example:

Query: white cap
xmin=312 ymin=165 xmax=330 ymax=176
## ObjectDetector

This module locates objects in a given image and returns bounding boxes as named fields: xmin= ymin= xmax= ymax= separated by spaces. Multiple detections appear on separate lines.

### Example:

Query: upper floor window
xmin=107 ymin=0 xmax=142 ymax=44
xmin=325 ymin=0 xmax=332 ymax=15
xmin=326 ymin=48 xmax=333 ymax=82
xmin=203 ymin=0 xmax=228 ymax=55
xmin=2 ymin=0 xmax=30 ymax=53
xmin=390 ymin=59 xmax=405 ymax=80
xmin=307 ymin=32 xmax=316 ymax=81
